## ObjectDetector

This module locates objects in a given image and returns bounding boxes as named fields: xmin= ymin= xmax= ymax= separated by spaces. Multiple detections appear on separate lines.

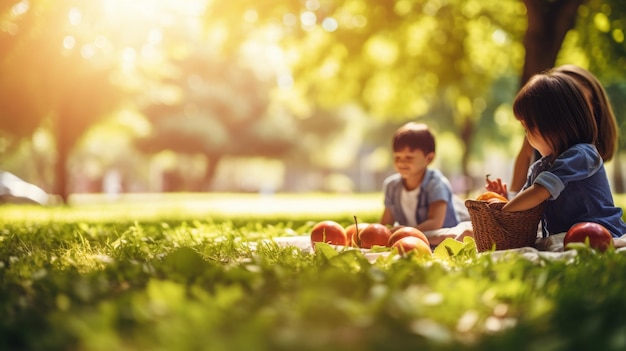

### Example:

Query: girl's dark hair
xmin=553 ymin=64 xmax=618 ymax=161
xmin=392 ymin=122 xmax=435 ymax=154
xmin=513 ymin=72 xmax=597 ymax=159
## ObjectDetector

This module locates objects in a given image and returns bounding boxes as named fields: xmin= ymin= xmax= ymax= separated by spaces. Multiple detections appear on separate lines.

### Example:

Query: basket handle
xmin=476 ymin=201 xmax=512 ymax=247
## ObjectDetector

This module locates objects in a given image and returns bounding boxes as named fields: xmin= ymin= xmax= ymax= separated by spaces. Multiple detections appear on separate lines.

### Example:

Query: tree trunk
xmin=53 ymin=119 xmax=72 ymax=204
xmin=460 ymin=117 xmax=475 ymax=197
xmin=521 ymin=0 xmax=585 ymax=87
xmin=202 ymin=153 xmax=222 ymax=191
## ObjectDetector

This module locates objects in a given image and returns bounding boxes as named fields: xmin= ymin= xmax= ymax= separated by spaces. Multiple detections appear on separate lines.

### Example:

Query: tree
xmin=0 ymin=1 xmax=123 ymax=202
xmin=203 ymin=0 xmax=625 ymax=188
xmin=527 ymin=0 xmax=626 ymax=190
xmin=2 ymin=0 xmax=624 ymax=197
xmin=135 ymin=51 xmax=298 ymax=191
xmin=204 ymin=0 xmax=528 ymax=184
xmin=520 ymin=0 xmax=585 ymax=86
xmin=574 ymin=0 xmax=626 ymax=82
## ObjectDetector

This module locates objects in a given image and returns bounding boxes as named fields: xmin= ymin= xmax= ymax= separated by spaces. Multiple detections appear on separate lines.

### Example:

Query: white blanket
xmin=269 ymin=232 xmax=626 ymax=263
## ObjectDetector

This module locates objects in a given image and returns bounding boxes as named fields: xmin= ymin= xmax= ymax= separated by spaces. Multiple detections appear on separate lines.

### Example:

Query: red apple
xmin=564 ymin=222 xmax=613 ymax=252
xmin=387 ymin=227 xmax=430 ymax=247
xmin=310 ymin=220 xmax=348 ymax=248
xmin=359 ymin=223 xmax=392 ymax=249
xmin=345 ymin=223 xmax=369 ymax=247
xmin=392 ymin=236 xmax=432 ymax=257
xmin=390 ymin=225 xmax=406 ymax=234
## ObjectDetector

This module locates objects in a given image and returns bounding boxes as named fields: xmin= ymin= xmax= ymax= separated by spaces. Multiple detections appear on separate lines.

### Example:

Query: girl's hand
xmin=485 ymin=174 xmax=508 ymax=199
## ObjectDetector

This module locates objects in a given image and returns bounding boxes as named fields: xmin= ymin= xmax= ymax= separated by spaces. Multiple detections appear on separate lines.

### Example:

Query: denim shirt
xmin=526 ymin=143 xmax=626 ymax=238
xmin=382 ymin=169 xmax=459 ymax=227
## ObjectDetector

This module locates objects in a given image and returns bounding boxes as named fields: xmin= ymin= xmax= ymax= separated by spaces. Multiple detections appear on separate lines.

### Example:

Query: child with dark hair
xmin=488 ymin=72 xmax=626 ymax=238
xmin=380 ymin=122 xmax=465 ymax=245
xmin=510 ymin=64 xmax=619 ymax=194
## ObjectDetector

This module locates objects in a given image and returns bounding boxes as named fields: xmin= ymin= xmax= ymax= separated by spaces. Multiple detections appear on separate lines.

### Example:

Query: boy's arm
xmin=380 ymin=208 xmax=395 ymax=226
xmin=415 ymin=200 xmax=447 ymax=232
xmin=502 ymin=183 xmax=550 ymax=212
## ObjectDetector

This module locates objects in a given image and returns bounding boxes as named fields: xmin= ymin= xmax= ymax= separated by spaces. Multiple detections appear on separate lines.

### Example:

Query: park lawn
xmin=2 ymin=193 xmax=626 ymax=351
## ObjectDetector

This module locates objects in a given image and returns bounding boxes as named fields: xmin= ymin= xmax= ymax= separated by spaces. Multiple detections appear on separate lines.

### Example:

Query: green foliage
xmin=2 ymin=203 xmax=626 ymax=350
xmin=205 ymin=0 xmax=527 ymax=121
xmin=574 ymin=0 xmax=626 ymax=82
xmin=3 ymin=0 xmax=626 ymax=197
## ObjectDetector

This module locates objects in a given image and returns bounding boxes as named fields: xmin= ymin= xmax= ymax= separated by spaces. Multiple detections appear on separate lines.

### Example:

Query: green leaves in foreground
xmin=433 ymin=237 xmax=478 ymax=262
xmin=2 ymin=219 xmax=626 ymax=351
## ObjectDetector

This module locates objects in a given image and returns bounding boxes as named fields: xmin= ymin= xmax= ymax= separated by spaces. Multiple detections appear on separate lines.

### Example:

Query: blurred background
xmin=0 ymin=0 xmax=625 ymax=205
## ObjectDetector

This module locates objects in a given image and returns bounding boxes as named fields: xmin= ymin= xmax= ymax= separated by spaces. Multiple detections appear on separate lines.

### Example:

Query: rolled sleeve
xmin=532 ymin=144 xmax=602 ymax=200
xmin=534 ymin=171 xmax=565 ymax=199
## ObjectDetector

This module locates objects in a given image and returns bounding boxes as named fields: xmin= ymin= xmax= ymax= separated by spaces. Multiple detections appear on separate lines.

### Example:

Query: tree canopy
xmin=0 ymin=0 xmax=624 ymax=198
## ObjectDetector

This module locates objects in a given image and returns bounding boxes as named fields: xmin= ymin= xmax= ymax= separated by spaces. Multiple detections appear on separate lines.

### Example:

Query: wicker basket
xmin=465 ymin=199 xmax=545 ymax=252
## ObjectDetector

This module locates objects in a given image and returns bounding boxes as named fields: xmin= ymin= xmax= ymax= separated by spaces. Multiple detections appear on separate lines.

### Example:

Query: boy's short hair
xmin=392 ymin=122 xmax=435 ymax=154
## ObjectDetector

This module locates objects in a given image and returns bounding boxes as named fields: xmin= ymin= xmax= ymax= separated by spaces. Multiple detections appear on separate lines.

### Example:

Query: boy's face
xmin=393 ymin=146 xmax=434 ymax=179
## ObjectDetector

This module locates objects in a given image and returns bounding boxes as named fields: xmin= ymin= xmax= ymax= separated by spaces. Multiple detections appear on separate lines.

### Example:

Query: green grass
xmin=14 ymin=192 xmax=384 ymax=224
xmin=2 ymin=193 xmax=626 ymax=351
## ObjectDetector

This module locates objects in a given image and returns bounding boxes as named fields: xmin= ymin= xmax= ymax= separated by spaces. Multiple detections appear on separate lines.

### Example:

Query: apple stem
xmin=354 ymin=215 xmax=360 ymax=237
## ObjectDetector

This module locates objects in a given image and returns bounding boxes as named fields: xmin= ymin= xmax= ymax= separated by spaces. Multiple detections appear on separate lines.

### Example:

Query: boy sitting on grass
xmin=380 ymin=122 xmax=470 ymax=246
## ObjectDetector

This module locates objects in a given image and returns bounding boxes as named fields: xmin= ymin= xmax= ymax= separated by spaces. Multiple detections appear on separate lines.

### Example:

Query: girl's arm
xmin=380 ymin=207 xmax=395 ymax=226
xmin=415 ymin=200 xmax=447 ymax=232
xmin=510 ymin=137 xmax=534 ymax=193
xmin=502 ymin=183 xmax=550 ymax=212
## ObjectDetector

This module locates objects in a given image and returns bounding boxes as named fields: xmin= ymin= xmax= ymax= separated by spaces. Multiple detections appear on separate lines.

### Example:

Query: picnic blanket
xmin=269 ymin=232 xmax=626 ymax=263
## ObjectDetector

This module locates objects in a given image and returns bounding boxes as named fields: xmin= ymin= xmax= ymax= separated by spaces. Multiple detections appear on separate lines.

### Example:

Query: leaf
xmin=162 ymin=247 xmax=209 ymax=279
xmin=433 ymin=237 xmax=477 ymax=260
xmin=312 ymin=242 xmax=339 ymax=260
xmin=433 ymin=238 xmax=464 ymax=259
xmin=459 ymin=236 xmax=478 ymax=259
xmin=563 ymin=241 xmax=600 ymax=254
xmin=328 ymin=249 xmax=368 ymax=271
